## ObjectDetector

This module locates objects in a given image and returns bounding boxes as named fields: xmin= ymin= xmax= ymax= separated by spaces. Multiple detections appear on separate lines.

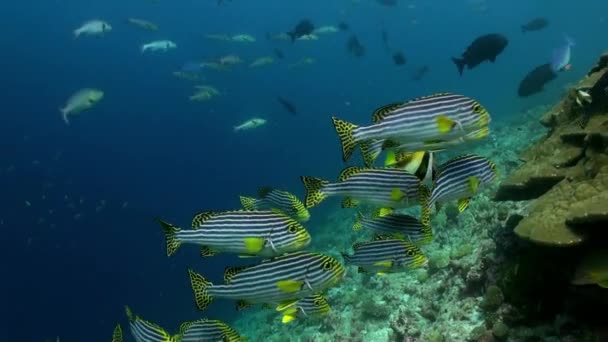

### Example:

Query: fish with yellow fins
xmin=341 ymin=237 xmax=428 ymax=275
xmin=276 ymin=294 xmax=331 ymax=324
xmin=428 ymin=154 xmax=498 ymax=212
xmin=300 ymin=166 xmax=429 ymax=210
xmin=352 ymin=210 xmax=433 ymax=245
xmin=157 ymin=209 xmax=311 ymax=258
xmin=187 ymin=251 xmax=345 ymax=311
xmin=331 ymin=93 xmax=491 ymax=164
xmin=179 ymin=318 xmax=246 ymax=342
xmin=240 ymin=187 xmax=310 ymax=222
xmin=124 ymin=306 xmax=179 ymax=342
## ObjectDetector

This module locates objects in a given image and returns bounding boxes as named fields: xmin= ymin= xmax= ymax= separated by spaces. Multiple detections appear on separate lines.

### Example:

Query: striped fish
xmin=353 ymin=212 xmax=433 ymax=245
xmin=180 ymin=319 xmax=245 ymax=342
xmin=300 ymin=166 xmax=425 ymax=209
xmin=125 ymin=306 xmax=178 ymax=342
xmin=240 ymin=187 xmax=310 ymax=222
xmin=332 ymin=93 xmax=491 ymax=162
xmin=341 ymin=238 xmax=428 ymax=274
xmin=157 ymin=209 xmax=311 ymax=258
xmin=429 ymin=154 xmax=498 ymax=212
xmin=112 ymin=324 xmax=123 ymax=342
xmin=187 ymin=251 xmax=345 ymax=311
xmin=277 ymin=294 xmax=331 ymax=324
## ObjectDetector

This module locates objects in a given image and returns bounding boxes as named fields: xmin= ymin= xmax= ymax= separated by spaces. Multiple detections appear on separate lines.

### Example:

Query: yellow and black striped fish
xmin=341 ymin=238 xmax=428 ymax=275
xmin=187 ymin=251 xmax=345 ymax=311
xmin=240 ymin=187 xmax=310 ymax=222
xmin=125 ymin=306 xmax=178 ymax=342
xmin=179 ymin=318 xmax=245 ymax=342
xmin=332 ymin=93 xmax=491 ymax=162
xmin=429 ymin=154 xmax=498 ymax=212
xmin=277 ymin=294 xmax=331 ymax=324
xmin=300 ymin=166 xmax=424 ymax=209
xmin=352 ymin=211 xmax=433 ymax=245
xmin=157 ymin=209 xmax=311 ymax=258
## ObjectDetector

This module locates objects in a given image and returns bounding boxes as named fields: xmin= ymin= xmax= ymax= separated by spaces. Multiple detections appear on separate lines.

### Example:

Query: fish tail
xmin=300 ymin=176 xmax=328 ymax=208
xmin=239 ymin=196 xmax=257 ymax=210
xmin=157 ymin=218 xmax=182 ymax=257
xmin=111 ymin=323 xmax=123 ymax=342
xmin=188 ymin=269 xmax=214 ymax=311
xmin=140 ymin=44 xmax=147 ymax=53
xmin=451 ymin=57 xmax=465 ymax=76
xmin=359 ymin=141 xmax=378 ymax=167
xmin=59 ymin=107 xmax=70 ymax=125
xmin=352 ymin=211 xmax=364 ymax=231
xmin=331 ymin=116 xmax=359 ymax=162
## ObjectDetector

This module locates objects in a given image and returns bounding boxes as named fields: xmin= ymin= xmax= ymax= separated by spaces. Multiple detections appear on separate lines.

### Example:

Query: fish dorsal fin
xmin=338 ymin=166 xmax=367 ymax=181
xmin=224 ymin=266 xmax=249 ymax=284
xmin=124 ymin=306 xmax=134 ymax=321
xmin=191 ymin=211 xmax=216 ymax=228
xmin=179 ymin=321 xmax=195 ymax=334
xmin=257 ymin=186 xmax=274 ymax=198
xmin=112 ymin=324 xmax=123 ymax=342
xmin=371 ymin=102 xmax=404 ymax=123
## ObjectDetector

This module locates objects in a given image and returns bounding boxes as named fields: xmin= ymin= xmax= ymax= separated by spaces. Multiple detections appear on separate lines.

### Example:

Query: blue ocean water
xmin=2 ymin=0 xmax=607 ymax=341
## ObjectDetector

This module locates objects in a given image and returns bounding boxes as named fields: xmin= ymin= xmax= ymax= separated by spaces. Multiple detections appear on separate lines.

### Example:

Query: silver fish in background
xmin=353 ymin=211 xmax=433 ymax=245
xmin=429 ymin=154 xmax=498 ymax=212
xmin=157 ymin=210 xmax=311 ymax=258
xmin=141 ymin=40 xmax=177 ymax=53
xmin=73 ymin=19 xmax=112 ymax=38
xmin=240 ymin=187 xmax=310 ymax=222
xmin=300 ymin=166 xmax=424 ymax=209
xmin=341 ymin=238 xmax=428 ymax=274
xmin=188 ymin=251 xmax=345 ymax=311
xmin=550 ymin=35 xmax=575 ymax=72
xmin=332 ymin=93 xmax=491 ymax=162
xmin=179 ymin=318 xmax=245 ymax=342
xmin=125 ymin=306 xmax=177 ymax=342
xmin=59 ymin=88 xmax=104 ymax=125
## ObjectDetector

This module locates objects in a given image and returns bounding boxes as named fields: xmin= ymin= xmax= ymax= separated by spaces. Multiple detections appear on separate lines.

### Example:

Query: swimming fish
xmin=231 ymin=34 xmax=256 ymax=43
xmin=384 ymin=150 xmax=435 ymax=184
xmin=341 ymin=238 xmax=428 ymax=274
xmin=392 ymin=52 xmax=407 ymax=66
xmin=332 ymin=93 xmax=491 ymax=162
xmin=571 ymin=249 xmax=608 ymax=289
xmin=240 ymin=187 xmax=310 ymax=222
xmin=179 ymin=319 xmax=245 ymax=342
xmin=428 ymin=154 xmax=498 ymax=212
xmin=187 ymin=251 xmax=345 ymax=311
xmin=249 ymin=56 xmax=274 ymax=68
xmin=550 ymin=36 xmax=575 ymax=72
xmin=300 ymin=166 xmax=424 ymax=209
xmin=157 ymin=210 xmax=311 ymax=258
xmin=73 ymin=20 xmax=111 ymax=38
xmin=452 ymin=33 xmax=508 ymax=75
xmin=288 ymin=19 xmax=315 ymax=42
xmin=277 ymin=294 xmax=331 ymax=324
xmin=126 ymin=18 xmax=158 ymax=31
xmin=59 ymin=88 xmax=104 ymax=125
xmin=517 ymin=63 xmax=557 ymax=97
xmin=234 ymin=117 xmax=266 ymax=131
xmin=380 ymin=127 xmax=490 ymax=156
xmin=352 ymin=211 xmax=433 ymax=245
xmin=112 ymin=324 xmax=123 ymax=342
xmin=277 ymin=96 xmax=297 ymax=115
xmin=125 ymin=306 xmax=177 ymax=342
xmin=141 ymin=40 xmax=176 ymax=53
xmin=521 ymin=17 xmax=549 ymax=33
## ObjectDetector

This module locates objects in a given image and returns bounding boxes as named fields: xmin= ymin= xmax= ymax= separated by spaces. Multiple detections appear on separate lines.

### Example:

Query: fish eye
xmin=314 ymin=299 xmax=323 ymax=306
xmin=322 ymin=260 xmax=333 ymax=271
xmin=406 ymin=249 xmax=417 ymax=257
xmin=288 ymin=224 xmax=299 ymax=233
xmin=472 ymin=104 xmax=482 ymax=113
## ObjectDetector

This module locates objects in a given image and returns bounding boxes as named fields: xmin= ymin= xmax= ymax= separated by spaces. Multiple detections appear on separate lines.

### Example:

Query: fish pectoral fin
xmin=598 ymin=280 xmax=608 ymax=289
xmin=436 ymin=115 xmax=456 ymax=134
xmin=458 ymin=198 xmax=471 ymax=212
xmin=276 ymin=299 xmax=299 ymax=311
xmin=282 ymin=313 xmax=297 ymax=324
xmin=468 ymin=176 xmax=480 ymax=193
xmin=244 ymin=237 xmax=265 ymax=253
xmin=373 ymin=260 xmax=394 ymax=268
xmin=390 ymin=188 xmax=405 ymax=202
xmin=372 ymin=207 xmax=393 ymax=218
xmin=276 ymin=279 xmax=304 ymax=293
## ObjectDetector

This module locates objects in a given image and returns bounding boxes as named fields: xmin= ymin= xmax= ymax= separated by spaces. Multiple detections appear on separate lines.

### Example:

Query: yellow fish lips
xmin=293 ymin=229 xmax=312 ymax=249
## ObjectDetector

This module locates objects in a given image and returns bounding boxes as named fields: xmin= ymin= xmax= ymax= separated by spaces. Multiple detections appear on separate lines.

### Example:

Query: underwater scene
xmin=3 ymin=0 xmax=608 ymax=341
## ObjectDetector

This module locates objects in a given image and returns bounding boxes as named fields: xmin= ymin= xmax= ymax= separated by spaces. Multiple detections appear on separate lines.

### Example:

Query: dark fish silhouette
xmin=288 ymin=20 xmax=314 ymax=42
xmin=277 ymin=96 xmax=297 ymax=115
xmin=346 ymin=35 xmax=366 ymax=57
xmin=338 ymin=22 xmax=350 ymax=31
xmin=274 ymin=48 xmax=284 ymax=59
xmin=517 ymin=63 xmax=557 ymax=97
xmin=392 ymin=52 xmax=406 ymax=65
xmin=452 ymin=33 xmax=508 ymax=76
xmin=411 ymin=65 xmax=429 ymax=81
xmin=521 ymin=18 xmax=548 ymax=33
